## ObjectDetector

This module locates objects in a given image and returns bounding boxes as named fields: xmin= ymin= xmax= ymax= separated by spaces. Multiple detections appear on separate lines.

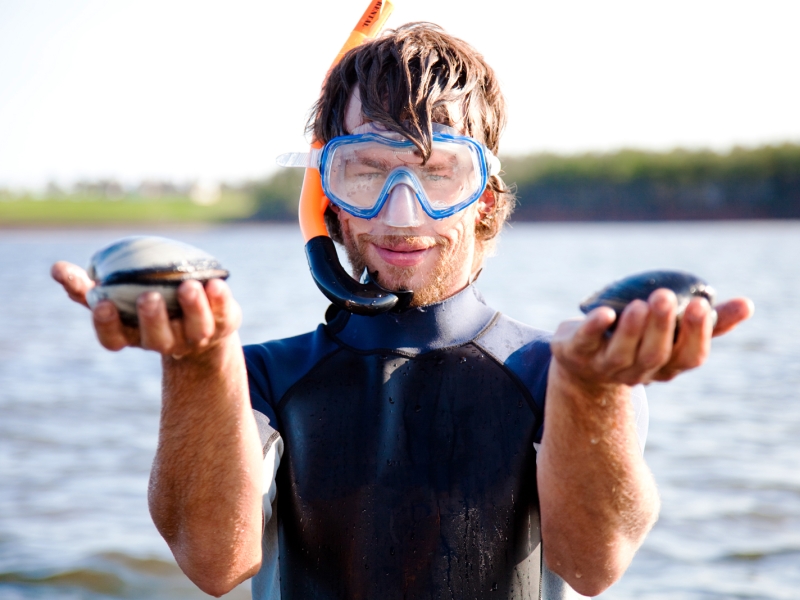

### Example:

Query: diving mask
xmin=278 ymin=124 xmax=501 ymax=220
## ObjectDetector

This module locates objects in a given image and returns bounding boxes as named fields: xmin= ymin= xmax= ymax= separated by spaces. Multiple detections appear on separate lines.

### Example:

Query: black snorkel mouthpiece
xmin=305 ymin=235 xmax=413 ymax=316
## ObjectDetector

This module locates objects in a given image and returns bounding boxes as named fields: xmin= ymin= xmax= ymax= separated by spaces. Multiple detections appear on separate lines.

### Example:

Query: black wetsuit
xmin=244 ymin=286 xmax=647 ymax=600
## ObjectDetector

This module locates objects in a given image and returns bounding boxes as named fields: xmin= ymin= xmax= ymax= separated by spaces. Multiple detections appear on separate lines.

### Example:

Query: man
xmin=52 ymin=23 xmax=752 ymax=599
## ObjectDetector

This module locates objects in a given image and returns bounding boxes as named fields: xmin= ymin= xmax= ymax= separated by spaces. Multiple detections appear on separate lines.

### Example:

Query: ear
xmin=329 ymin=202 xmax=345 ymax=231
xmin=475 ymin=188 xmax=496 ymax=222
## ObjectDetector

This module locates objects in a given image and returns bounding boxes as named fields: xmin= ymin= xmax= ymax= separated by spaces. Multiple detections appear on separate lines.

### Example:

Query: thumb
xmin=567 ymin=306 xmax=617 ymax=354
xmin=51 ymin=261 xmax=94 ymax=307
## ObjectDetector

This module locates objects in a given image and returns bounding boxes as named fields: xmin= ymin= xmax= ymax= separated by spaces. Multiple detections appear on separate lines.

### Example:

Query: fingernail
xmin=95 ymin=302 xmax=114 ymax=322
xmin=653 ymin=299 xmax=670 ymax=316
xmin=688 ymin=304 xmax=707 ymax=324
xmin=180 ymin=282 xmax=198 ymax=301
xmin=138 ymin=292 xmax=160 ymax=316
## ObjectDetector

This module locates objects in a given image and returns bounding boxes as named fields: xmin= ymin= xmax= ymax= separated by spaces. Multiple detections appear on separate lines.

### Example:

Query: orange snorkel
xmin=300 ymin=0 xmax=412 ymax=315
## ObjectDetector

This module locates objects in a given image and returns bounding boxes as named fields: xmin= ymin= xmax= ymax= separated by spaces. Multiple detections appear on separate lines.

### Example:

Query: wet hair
xmin=307 ymin=22 xmax=515 ymax=244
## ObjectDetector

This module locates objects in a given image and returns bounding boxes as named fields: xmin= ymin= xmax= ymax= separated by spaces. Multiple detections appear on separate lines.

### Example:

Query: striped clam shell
xmin=86 ymin=236 xmax=229 ymax=326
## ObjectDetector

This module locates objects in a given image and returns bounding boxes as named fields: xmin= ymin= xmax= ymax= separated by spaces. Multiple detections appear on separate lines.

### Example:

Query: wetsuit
xmin=244 ymin=285 xmax=648 ymax=600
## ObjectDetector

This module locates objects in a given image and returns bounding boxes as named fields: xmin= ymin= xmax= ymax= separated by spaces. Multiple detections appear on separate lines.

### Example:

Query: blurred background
xmin=1 ymin=1 xmax=799 ymax=598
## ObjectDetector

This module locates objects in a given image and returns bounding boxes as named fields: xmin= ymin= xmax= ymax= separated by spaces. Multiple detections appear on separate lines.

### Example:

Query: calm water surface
xmin=0 ymin=222 xmax=798 ymax=599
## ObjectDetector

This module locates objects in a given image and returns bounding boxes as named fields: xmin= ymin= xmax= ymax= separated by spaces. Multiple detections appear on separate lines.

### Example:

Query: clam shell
xmin=85 ymin=236 xmax=229 ymax=326
xmin=579 ymin=270 xmax=716 ymax=331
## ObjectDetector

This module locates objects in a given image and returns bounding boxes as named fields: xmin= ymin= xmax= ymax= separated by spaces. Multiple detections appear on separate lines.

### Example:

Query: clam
xmin=579 ymin=270 xmax=716 ymax=332
xmin=85 ymin=236 xmax=229 ymax=326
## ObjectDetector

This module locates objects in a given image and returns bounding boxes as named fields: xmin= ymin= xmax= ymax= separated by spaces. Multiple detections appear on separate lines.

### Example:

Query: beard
xmin=340 ymin=226 xmax=474 ymax=308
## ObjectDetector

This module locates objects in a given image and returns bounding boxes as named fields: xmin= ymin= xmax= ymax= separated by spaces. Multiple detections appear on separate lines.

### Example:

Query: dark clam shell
xmin=85 ymin=236 xmax=229 ymax=326
xmin=580 ymin=270 xmax=716 ymax=331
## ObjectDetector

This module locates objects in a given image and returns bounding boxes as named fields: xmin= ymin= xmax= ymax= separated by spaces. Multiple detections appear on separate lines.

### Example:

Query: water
xmin=0 ymin=222 xmax=798 ymax=599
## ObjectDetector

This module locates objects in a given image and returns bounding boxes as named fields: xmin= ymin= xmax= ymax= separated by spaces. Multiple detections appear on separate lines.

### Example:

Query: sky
xmin=1 ymin=0 xmax=799 ymax=189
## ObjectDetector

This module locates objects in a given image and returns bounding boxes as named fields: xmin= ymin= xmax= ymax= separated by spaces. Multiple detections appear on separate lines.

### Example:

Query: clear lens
xmin=325 ymin=137 xmax=483 ymax=212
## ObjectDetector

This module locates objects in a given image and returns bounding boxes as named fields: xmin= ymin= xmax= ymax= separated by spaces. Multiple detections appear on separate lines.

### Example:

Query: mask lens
xmin=327 ymin=141 xmax=399 ymax=209
xmin=420 ymin=141 xmax=482 ymax=209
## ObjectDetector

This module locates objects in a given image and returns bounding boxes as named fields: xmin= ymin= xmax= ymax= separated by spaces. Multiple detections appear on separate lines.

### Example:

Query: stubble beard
xmin=340 ymin=225 xmax=474 ymax=307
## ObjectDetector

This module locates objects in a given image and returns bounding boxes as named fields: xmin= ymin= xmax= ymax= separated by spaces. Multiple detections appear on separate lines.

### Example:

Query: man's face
xmin=332 ymin=91 xmax=494 ymax=307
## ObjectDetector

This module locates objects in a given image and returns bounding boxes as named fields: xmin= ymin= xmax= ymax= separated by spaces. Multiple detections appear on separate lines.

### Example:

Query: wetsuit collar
xmin=330 ymin=285 xmax=497 ymax=355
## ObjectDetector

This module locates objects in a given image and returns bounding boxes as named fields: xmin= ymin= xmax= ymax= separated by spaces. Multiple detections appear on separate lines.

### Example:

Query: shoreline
xmin=3 ymin=217 xmax=799 ymax=232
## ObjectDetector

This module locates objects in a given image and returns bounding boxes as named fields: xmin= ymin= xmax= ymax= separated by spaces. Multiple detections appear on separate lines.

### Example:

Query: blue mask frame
xmin=318 ymin=128 xmax=498 ymax=220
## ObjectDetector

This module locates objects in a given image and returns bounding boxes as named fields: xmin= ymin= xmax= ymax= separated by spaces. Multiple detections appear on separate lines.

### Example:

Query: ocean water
xmin=0 ymin=222 xmax=797 ymax=599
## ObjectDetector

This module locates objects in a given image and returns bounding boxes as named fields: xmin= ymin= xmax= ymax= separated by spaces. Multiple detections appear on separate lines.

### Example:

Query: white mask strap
xmin=276 ymin=148 xmax=322 ymax=168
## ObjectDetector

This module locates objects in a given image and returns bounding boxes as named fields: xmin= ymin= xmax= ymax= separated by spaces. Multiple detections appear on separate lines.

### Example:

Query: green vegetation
xmin=501 ymin=143 xmax=800 ymax=187
xmin=500 ymin=143 xmax=800 ymax=221
xmin=2 ymin=143 xmax=799 ymax=225
xmin=0 ymin=190 xmax=255 ymax=226
xmin=246 ymin=169 xmax=304 ymax=221
xmin=245 ymin=142 xmax=800 ymax=221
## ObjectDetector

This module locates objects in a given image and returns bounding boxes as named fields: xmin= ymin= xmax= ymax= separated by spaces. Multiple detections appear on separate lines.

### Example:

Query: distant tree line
xmin=245 ymin=170 xmax=304 ymax=221
xmin=246 ymin=143 xmax=800 ymax=222
xmin=503 ymin=143 xmax=800 ymax=220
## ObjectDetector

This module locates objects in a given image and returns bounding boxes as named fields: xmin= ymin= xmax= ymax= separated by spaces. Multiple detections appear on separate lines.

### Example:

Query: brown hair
xmin=307 ymin=22 xmax=515 ymax=243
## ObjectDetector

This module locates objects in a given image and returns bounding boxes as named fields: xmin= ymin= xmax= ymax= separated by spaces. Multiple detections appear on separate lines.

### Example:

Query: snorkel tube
xmin=300 ymin=0 xmax=412 ymax=316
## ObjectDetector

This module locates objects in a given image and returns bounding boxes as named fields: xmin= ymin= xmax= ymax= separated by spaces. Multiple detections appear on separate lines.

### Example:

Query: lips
xmin=373 ymin=242 xmax=433 ymax=267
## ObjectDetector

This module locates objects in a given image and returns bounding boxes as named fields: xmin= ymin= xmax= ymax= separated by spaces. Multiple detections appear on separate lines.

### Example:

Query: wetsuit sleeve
xmin=243 ymin=345 xmax=284 ymax=529
xmin=243 ymin=329 xmax=341 ymax=526
xmin=253 ymin=410 xmax=284 ymax=527
xmin=243 ymin=326 xmax=340 ymax=431
xmin=474 ymin=315 xmax=551 ymax=444
xmin=243 ymin=345 xmax=281 ymax=431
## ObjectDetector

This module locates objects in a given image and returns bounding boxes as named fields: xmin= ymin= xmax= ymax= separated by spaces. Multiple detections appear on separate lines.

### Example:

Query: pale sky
xmin=1 ymin=0 xmax=799 ymax=189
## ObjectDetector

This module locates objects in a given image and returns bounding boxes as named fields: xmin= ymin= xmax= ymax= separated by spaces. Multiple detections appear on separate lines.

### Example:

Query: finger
xmin=558 ymin=306 xmax=617 ymax=356
xmin=167 ymin=317 xmax=191 ymax=359
xmin=51 ymin=261 xmax=94 ymax=307
xmin=654 ymin=297 xmax=713 ymax=381
xmin=603 ymin=299 xmax=649 ymax=372
xmin=619 ymin=288 xmax=677 ymax=381
xmin=204 ymin=279 xmax=242 ymax=337
xmin=178 ymin=280 xmax=215 ymax=347
xmin=137 ymin=292 xmax=176 ymax=353
xmin=712 ymin=297 xmax=755 ymax=337
xmin=550 ymin=318 xmax=583 ymax=361
xmin=93 ymin=300 xmax=140 ymax=351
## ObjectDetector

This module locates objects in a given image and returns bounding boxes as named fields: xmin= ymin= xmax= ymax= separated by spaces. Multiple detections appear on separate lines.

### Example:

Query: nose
xmin=378 ymin=183 xmax=423 ymax=228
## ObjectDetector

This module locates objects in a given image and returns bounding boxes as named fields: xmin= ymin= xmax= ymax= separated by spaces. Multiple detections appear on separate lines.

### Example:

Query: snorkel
xmin=299 ymin=0 xmax=412 ymax=316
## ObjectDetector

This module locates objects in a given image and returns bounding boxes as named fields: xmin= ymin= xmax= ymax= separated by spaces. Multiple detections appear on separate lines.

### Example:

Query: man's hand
xmin=51 ymin=261 xmax=241 ymax=357
xmin=51 ymin=260 xmax=261 ymax=596
xmin=551 ymin=289 xmax=754 ymax=388
xmin=539 ymin=289 xmax=753 ymax=596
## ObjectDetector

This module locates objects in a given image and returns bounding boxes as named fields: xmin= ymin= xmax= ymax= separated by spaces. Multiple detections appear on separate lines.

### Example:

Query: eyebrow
xmin=352 ymin=156 xmax=392 ymax=170
xmin=422 ymin=153 xmax=459 ymax=169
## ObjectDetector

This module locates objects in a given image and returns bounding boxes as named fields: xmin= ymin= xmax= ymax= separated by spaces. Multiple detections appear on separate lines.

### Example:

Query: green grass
xmin=0 ymin=191 xmax=257 ymax=225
